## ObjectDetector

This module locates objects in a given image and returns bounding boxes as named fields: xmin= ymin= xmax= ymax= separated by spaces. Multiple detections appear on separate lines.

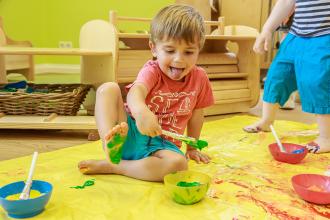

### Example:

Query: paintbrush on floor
xmin=162 ymin=130 xmax=208 ymax=150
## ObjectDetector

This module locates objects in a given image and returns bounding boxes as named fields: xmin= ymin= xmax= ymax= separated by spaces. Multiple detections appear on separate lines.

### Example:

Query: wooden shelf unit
xmin=0 ymin=48 xmax=112 ymax=131
xmin=0 ymin=115 xmax=96 ymax=130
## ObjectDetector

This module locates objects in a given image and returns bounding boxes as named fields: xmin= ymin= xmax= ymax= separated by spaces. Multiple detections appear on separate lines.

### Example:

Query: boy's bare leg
xmin=307 ymin=114 xmax=330 ymax=153
xmin=94 ymin=82 xmax=127 ymax=148
xmin=79 ymin=149 xmax=187 ymax=182
xmin=244 ymin=102 xmax=279 ymax=133
xmin=78 ymin=82 xmax=127 ymax=172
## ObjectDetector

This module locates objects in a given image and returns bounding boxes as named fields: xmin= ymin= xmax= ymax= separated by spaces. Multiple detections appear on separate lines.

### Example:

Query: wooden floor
xmin=0 ymin=95 xmax=316 ymax=161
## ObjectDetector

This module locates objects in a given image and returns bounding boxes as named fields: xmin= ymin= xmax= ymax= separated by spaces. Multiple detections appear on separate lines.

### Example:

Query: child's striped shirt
xmin=290 ymin=0 xmax=330 ymax=37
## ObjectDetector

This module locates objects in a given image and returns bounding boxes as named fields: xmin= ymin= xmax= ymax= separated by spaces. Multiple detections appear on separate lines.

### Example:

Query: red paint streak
xmin=238 ymin=195 xmax=301 ymax=220
xmin=229 ymin=181 xmax=249 ymax=189
xmin=213 ymin=178 xmax=224 ymax=184
xmin=259 ymin=185 xmax=293 ymax=196
xmin=308 ymin=205 xmax=330 ymax=218
xmin=259 ymin=176 xmax=274 ymax=184
xmin=318 ymin=156 xmax=330 ymax=162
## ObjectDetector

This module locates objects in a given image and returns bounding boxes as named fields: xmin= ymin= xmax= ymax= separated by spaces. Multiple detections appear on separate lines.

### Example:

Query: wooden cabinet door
xmin=220 ymin=0 xmax=277 ymax=68
xmin=175 ymin=0 xmax=211 ymax=20
xmin=220 ymin=0 xmax=264 ymax=31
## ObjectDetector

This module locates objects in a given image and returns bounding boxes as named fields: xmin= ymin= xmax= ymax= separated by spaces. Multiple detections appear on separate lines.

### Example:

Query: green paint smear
xmin=107 ymin=133 xmax=126 ymax=164
xmin=176 ymin=181 xmax=201 ymax=187
xmin=70 ymin=179 xmax=95 ymax=189
xmin=172 ymin=192 xmax=199 ymax=205
xmin=173 ymin=192 xmax=187 ymax=204
xmin=186 ymin=139 xmax=208 ymax=150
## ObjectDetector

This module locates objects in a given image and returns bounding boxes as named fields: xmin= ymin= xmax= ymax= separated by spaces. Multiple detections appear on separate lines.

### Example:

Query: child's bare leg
xmin=94 ymin=82 xmax=127 ymax=144
xmin=78 ymin=82 xmax=127 ymax=170
xmin=79 ymin=150 xmax=187 ymax=182
xmin=244 ymin=102 xmax=279 ymax=133
xmin=119 ymin=150 xmax=187 ymax=181
xmin=306 ymin=114 xmax=330 ymax=153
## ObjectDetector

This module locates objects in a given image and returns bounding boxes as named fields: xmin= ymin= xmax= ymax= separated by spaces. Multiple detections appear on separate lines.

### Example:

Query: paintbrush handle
xmin=19 ymin=151 xmax=38 ymax=200
xmin=270 ymin=125 xmax=286 ymax=153
xmin=162 ymin=130 xmax=196 ymax=142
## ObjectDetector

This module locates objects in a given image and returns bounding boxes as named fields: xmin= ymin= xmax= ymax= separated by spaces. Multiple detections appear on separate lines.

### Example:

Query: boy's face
xmin=149 ymin=38 xmax=200 ymax=81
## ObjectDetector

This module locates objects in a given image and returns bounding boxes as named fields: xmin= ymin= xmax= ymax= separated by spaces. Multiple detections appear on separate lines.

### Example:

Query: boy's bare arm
xmin=187 ymin=108 xmax=204 ymax=143
xmin=126 ymin=83 xmax=149 ymax=116
xmin=126 ymin=83 xmax=161 ymax=137
xmin=186 ymin=108 xmax=210 ymax=163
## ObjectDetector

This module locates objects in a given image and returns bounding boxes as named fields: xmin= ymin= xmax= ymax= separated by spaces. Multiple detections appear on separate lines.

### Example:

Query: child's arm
xmin=254 ymin=0 xmax=295 ymax=54
xmin=186 ymin=108 xmax=211 ymax=164
xmin=126 ymin=83 xmax=162 ymax=137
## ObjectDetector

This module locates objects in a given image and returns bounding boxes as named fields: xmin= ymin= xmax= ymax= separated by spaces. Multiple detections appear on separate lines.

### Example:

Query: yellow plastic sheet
xmin=0 ymin=116 xmax=329 ymax=220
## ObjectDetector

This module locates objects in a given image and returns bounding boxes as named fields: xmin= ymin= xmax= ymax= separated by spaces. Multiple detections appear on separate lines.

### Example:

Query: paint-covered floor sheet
xmin=0 ymin=116 xmax=329 ymax=219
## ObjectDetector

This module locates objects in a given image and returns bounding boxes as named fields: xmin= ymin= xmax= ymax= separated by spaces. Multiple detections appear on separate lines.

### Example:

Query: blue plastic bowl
xmin=0 ymin=180 xmax=52 ymax=218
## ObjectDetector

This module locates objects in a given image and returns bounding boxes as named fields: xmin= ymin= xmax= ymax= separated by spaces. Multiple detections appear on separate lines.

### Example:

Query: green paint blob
xmin=70 ymin=179 xmax=95 ymax=189
xmin=186 ymin=139 xmax=208 ymax=150
xmin=107 ymin=133 xmax=126 ymax=164
xmin=176 ymin=181 xmax=201 ymax=187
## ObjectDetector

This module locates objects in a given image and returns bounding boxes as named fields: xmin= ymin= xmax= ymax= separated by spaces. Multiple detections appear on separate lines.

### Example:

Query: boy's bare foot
xmin=78 ymin=159 xmax=116 ymax=174
xmin=105 ymin=122 xmax=128 ymax=164
xmin=78 ymin=122 xmax=128 ymax=174
xmin=306 ymin=137 xmax=330 ymax=153
xmin=243 ymin=120 xmax=272 ymax=133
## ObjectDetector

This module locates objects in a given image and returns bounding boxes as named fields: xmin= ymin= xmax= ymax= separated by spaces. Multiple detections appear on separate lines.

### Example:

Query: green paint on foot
xmin=107 ymin=133 xmax=126 ymax=164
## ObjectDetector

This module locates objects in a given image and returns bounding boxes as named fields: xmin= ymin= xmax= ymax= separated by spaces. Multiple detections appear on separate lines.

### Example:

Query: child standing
xmin=244 ymin=0 xmax=330 ymax=153
xmin=78 ymin=4 xmax=214 ymax=181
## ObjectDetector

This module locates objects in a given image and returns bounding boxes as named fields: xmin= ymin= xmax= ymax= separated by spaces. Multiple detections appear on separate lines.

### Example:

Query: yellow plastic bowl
xmin=164 ymin=170 xmax=211 ymax=205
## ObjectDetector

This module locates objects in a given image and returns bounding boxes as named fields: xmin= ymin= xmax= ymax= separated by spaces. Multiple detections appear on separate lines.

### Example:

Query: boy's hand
xmin=186 ymin=149 xmax=211 ymax=164
xmin=253 ymin=30 xmax=272 ymax=54
xmin=135 ymin=107 xmax=162 ymax=137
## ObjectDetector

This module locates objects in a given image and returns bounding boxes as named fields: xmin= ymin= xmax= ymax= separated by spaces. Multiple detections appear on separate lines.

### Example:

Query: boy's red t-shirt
xmin=126 ymin=60 xmax=214 ymax=147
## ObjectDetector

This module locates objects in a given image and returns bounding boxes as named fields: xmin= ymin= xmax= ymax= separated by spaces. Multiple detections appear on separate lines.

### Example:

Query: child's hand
xmin=135 ymin=108 xmax=162 ymax=137
xmin=253 ymin=30 xmax=272 ymax=54
xmin=186 ymin=149 xmax=211 ymax=164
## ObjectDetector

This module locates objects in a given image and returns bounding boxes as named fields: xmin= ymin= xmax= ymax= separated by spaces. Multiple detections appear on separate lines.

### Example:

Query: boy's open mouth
xmin=170 ymin=67 xmax=185 ymax=79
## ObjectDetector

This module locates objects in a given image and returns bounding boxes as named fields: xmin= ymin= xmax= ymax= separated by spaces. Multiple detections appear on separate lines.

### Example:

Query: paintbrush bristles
xmin=162 ymin=130 xmax=208 ymax=150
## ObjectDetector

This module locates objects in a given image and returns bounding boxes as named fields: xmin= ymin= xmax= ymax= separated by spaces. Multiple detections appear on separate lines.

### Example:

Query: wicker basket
xmin=0 ymin=84 xmax=92 ymax=116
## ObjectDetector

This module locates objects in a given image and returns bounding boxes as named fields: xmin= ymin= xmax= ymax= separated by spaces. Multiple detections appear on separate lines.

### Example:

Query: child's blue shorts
xmin=121 ymin=115 xmax=184 ymax=160
xmin=263 ymin=33 xmax=330 ymax=114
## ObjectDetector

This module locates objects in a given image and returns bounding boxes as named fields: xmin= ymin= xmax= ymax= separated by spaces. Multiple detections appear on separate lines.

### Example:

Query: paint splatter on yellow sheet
xmin=0 ymin=116 xmax=329 ymax=220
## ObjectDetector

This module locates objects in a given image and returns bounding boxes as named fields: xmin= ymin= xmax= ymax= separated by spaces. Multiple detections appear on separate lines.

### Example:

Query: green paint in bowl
xmin=164 ymin=170 xmax=210 ymax=205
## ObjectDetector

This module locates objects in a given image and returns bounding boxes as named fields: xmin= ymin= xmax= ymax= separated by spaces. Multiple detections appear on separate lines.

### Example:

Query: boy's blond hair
xmin=150 ymin=4 xmax=205 ymax=49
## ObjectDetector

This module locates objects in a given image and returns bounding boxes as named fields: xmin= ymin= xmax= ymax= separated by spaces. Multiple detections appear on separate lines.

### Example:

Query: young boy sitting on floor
xmin=78 ymin=4 xmax=214 ymax=181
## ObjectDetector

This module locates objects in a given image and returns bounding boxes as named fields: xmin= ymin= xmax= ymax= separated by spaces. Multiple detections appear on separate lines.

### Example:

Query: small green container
xmin=164 ymin=170 xmax=210 ymax=205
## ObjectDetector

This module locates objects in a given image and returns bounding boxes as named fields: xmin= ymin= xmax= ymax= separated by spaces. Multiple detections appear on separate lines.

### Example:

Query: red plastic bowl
xmin=292 ymin=174 xmax=330 ymax=204
xmin=268 ymin=143 xmax=307 ymax=164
